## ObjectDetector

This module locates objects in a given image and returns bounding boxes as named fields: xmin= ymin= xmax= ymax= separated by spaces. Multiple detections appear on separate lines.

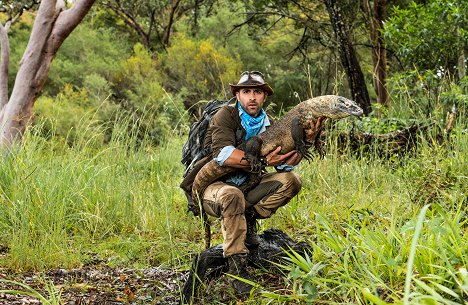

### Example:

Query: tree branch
xmin=162 ymin=0 xmax=182 ymax=47
xmin=104 ymin=1 xmax=150 ymax=48
xmin=53 ymin=0 xmax=96 ymax=49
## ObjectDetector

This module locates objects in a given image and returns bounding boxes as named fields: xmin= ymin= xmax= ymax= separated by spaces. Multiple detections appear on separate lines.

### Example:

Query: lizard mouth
xmin=336 ymin=96 xmax=364 ymax=117
xmin=338 ymin=103 xmax=364 ymax=117
xmin=349 ymin=107 xmax=364 ymax=117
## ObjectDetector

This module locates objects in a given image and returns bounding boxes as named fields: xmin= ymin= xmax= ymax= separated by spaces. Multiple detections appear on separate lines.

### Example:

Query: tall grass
xmin=0 ymin=115 xmax=204 ymax=271
xmin=0 ymin=96 xmax=466 ymax=304
xmin=261 ymin=202 xmax=467 ymax=304
xmin=259 ymin=124 xmax=467 ymax=304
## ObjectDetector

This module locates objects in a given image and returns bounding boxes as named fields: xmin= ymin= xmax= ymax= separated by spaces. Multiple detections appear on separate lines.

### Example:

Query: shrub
xmin=158 ymin=33 xmax=241 ymax=107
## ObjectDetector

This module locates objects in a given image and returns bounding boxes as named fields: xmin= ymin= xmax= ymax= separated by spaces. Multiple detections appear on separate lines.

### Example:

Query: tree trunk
xmin=325 ymin=0 xmax=372 ymax=115
xmin=162 ymin=0 xmax=182 ymax=47
xmin=0 ymin=0 xmax=96 ymax=147
xmin=364 ymin=0 xmax=389 ymax=107
xmin=457 ymin=25 xmax=466 ymax=81
xmin=0 ymin=23 xmax=9 ymax=109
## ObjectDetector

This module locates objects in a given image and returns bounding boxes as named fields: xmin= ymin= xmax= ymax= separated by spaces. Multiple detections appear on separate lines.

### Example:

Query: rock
xmin=180 ymin=228 xmax=312 ymax=304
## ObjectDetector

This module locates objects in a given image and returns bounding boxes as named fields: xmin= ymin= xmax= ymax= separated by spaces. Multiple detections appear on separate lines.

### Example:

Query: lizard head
xmin=303 ymin=95 xmax=364 ymax=120
xmin=332 ymin=96 xmax=364 ymax=118
xmin=300 ymin=95 xmax=364 ymax=123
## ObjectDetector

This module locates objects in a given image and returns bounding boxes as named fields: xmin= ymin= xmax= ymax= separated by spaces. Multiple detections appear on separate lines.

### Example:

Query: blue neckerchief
xmin=237 ymin=102 xmax=266 ymax=140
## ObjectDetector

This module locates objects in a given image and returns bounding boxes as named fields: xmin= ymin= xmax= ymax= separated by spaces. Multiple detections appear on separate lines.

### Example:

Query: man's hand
xmin=265 ymin=147 xmax=296 ymax=167
xmin=284 ymin=151 xmax=302 ymax=166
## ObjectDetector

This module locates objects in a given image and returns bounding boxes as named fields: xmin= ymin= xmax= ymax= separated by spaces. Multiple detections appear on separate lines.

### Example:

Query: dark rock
xmin=180 ymin=228 xmax=311 ymax=304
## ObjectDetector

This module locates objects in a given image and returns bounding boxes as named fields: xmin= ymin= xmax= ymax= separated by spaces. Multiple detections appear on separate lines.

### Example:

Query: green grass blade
xmin=404 ymin=203 xmax=430 ymax=305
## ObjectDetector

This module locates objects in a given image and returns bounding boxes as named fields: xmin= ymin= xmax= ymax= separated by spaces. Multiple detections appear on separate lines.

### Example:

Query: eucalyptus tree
xmin=0 ymin=0 xmax=96 ymax=147
xmin=325 ymin=0 xmax=371 ymax=114
xmin=100 ymin=0 xmax=217 ymax=51
xmin=0 ymin=1 xmax=40 ymax=104
xmin=231 ymin=0 xmax=372 ymax=114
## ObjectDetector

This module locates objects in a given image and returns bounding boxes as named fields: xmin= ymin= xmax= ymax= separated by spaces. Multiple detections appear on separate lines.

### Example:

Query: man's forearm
xmin=223 ymin=148 xmax=251 ymax=168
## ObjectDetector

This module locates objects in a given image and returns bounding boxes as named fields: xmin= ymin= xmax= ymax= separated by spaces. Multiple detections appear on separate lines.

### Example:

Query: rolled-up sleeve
xmin=214 ymin=146 xmax=236 ymax=165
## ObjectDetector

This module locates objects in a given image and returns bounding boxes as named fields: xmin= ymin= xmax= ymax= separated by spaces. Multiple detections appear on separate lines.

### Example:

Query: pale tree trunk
xmin=0 ymin=22 xmax=10 ymax=109
xmin=0 ymin=0 xmax=96 ymax=147
xmin=458 ymin=50 xmax=466 ymax=80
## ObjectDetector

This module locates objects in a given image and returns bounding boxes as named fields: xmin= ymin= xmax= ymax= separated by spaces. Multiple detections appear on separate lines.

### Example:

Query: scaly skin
xmin=192 ymin=95 xmax=363 ymax=201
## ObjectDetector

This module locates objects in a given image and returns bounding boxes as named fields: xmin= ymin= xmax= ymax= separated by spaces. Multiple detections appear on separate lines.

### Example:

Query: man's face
xmin=236 ymin=87 xmax=267 ymax=117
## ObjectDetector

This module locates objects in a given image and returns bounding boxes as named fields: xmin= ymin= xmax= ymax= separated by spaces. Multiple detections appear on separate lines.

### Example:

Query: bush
xmin=47 ymin=21 xmax=131 ymax=95
xmin=387 ymin=70 xmax=467 ymax=122
xmin=33 ymin=85 xmax=116 ymax=146
xmin=158 ymin=33 xmax=241 ymax=107
xmin=111 ymin=43 xmax=187 ymax=144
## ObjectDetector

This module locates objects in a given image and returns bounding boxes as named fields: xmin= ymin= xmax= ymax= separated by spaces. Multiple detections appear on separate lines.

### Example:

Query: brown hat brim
xmin=229 ymin=83 xmax=274 ymax=96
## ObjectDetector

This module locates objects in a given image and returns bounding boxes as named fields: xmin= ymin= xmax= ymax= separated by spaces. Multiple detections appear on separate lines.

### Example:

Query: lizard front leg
xmin=291 ymin=118 xmax=313 ymax=161
xmin=241 ymin=136 xmax=263 ymax=173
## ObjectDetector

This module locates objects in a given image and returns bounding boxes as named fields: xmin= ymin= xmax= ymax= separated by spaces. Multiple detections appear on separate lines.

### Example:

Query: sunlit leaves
xmin=384 ymin=0 xmax=468 ymax=73
xmin=159 ymin=32 xmax=241 ymax=103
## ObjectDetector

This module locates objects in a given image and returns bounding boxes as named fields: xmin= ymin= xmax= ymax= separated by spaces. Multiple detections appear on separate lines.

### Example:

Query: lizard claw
xmin=296 ymin=141 xmax=313 ymax=162
xmin=244 ymin=153 xmax=262 ymax=173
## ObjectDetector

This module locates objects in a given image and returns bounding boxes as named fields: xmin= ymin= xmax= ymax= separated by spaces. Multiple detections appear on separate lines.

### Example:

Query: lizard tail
xmin=192 ymin=160 xmax=237 ymax=205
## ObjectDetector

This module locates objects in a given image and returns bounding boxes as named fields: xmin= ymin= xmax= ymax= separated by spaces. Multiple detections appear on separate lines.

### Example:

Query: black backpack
xmin=181 ymin=99 xmax=232 ymax=177
xmin=180 ymin=99 xmax=233 ymax=249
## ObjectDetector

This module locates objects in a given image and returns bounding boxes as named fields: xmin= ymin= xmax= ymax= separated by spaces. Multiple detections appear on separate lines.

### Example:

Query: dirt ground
xmin=0 ymin=229 xmax=300 ymax=304
xmin=0 ymin=266 xmax=187 ymax=305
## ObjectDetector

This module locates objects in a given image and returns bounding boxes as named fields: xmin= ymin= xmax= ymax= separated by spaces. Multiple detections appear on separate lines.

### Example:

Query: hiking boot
xmin=227 ymin=254 xmax=254 ymax=295
xmin=245 ymin=208 xmax=260 ymax=249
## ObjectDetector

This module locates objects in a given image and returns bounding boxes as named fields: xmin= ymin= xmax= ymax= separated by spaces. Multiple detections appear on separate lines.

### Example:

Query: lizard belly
xmin=259 ymin=126 xmax=295 ymax=156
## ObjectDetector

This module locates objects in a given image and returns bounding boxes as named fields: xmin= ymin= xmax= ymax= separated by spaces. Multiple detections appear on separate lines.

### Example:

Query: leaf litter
xmin=0 ymin=266 xmax=188 ymax=304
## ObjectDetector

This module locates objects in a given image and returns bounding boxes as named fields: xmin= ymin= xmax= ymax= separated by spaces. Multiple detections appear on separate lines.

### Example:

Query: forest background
xmin=0 ymin=0 xmax=467 ymax=304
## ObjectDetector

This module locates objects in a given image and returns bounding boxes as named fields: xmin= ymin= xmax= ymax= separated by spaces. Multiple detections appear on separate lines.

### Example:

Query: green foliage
xmin=158 ymin=32 xmax=242 ymax=103
xmin=47 ymin=22 xmax=131 ymax=96
xmin=0 ymin=278 xmax=62 ymax=305
xmin=0 ymin=122 xmax=202 ymax=270
xmin=264 ymin=204 xmax=467 ymax=304
xmin=113 ymin=43 xmax=164 ymax=104
xmin=194 ymin=2 xmax=267 ymax=67
xmin=387 ymin=70 xmax=467 ymax=121
xmin=83 ymin=73 xmax=112 ymax=101
xmin=2 ymin=4 xmax=467 ymax=304
xmin=194 ymin=2 xmax=337 ymax=110
xmin=384 ymin=0 xmax=468 ymax=74
xmin=0 ymin=111 xmax=466 ymax=305
xmin=112 ymin=43 xmax=187 ymax=144
xmin=33 ymin=84 xmax=117 ymax=146
xmin=41 ymin=24 xmax=186 ymax=146
xmin=440 ymin=77 xmax=468 ymax=110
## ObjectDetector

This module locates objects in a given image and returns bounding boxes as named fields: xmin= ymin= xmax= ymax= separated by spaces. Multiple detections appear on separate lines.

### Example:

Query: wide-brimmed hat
xmin=229 ymin=71 xmax=274 ymax=96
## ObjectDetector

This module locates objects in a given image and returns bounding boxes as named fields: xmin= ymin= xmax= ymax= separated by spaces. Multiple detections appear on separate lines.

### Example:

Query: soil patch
xmin=0 ymin=266 xmax=187 ymax=305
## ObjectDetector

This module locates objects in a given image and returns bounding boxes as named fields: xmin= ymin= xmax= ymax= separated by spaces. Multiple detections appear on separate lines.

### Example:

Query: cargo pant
xmin=202 ymin=172 xmax=302 ymax=257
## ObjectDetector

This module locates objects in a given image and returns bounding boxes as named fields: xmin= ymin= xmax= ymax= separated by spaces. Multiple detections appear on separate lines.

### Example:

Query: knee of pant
xmin=282 ymin=172 xmax=302 ymax=195
xmin=220 ymin=187 xmax=246 ymax=216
